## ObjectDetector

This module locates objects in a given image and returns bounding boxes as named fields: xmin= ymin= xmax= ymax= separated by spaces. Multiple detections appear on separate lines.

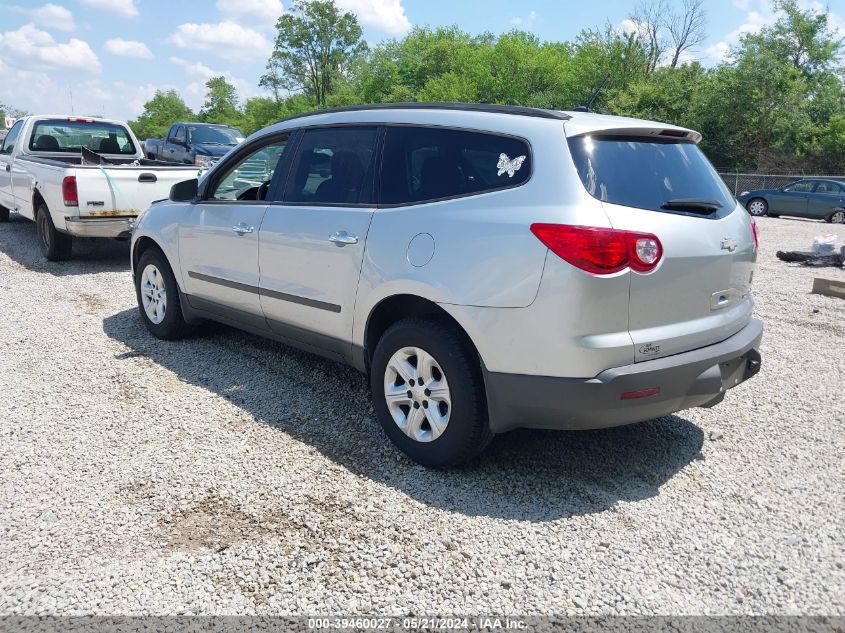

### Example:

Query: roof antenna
xmin=572 ymin=76 xmax=609 ymax=113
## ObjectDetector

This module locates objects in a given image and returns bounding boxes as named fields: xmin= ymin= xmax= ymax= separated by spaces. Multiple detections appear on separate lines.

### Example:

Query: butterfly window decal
xmin=497 ymin=153 xmax=527 ymax=178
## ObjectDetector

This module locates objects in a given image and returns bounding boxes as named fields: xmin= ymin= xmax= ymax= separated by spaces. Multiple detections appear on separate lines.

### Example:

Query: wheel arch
xmin=133 ymin=235 xmax=181 ymax=290
xmin=362 ymin=294 xmax=483 ymax=374
xmin=32 ymin=188 xmax=46 ymax=213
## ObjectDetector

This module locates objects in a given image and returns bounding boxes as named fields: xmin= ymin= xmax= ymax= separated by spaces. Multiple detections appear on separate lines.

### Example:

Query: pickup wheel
xmin=0 ymin=206 xmax=9 ymax=222
xmin=36 ymin=204 xmax=72 ymax=261
xmin=135 ymin=248 xmax=193 ymax=340
xmin=370 ymin=317 xmax=493 ymax=467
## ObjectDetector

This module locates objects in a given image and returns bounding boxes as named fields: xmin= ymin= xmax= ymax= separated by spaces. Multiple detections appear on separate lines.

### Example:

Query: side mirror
xmin=170 ymin=178 xmax=198 ymax=202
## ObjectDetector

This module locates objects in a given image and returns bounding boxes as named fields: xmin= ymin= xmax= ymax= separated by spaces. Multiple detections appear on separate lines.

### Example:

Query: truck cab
xmin=145 ymin=122 xmax=244 ymax=169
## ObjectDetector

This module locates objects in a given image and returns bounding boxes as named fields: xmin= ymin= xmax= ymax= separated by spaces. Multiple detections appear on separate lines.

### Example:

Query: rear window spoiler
xmin=564 ymin=125 xmax=702 ymax=144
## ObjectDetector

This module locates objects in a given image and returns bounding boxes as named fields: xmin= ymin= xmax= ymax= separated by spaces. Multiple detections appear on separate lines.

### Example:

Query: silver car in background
xmin=130 ymin=103 xmax=763 ymax=466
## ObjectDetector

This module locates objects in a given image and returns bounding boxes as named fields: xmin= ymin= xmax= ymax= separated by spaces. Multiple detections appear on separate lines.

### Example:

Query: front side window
xmin=381 ymin=126 xmax=532 ymax=205
xmin=567 ymin=136 xmax=734 ymax=214
xmin=28 ymin=119 xmax=136 ymax=154
xmin=1 ymin=120 xmax=23 ymax=154
xmin=783 ymin=181 xmax=814 ymax=193
xmin=285 ymin=127 xmax=378 ymax=205
xmin=209 ymin=135 xmax=289 ymax=201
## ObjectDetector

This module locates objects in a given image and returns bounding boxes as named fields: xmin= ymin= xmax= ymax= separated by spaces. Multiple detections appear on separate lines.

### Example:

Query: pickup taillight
xmin=62 ymin=176 xmax=78 ymax=207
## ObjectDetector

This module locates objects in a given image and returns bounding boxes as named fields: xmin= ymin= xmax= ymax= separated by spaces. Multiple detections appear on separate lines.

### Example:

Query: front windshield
xmin=188 ymin=126 xmax=244 ymax=145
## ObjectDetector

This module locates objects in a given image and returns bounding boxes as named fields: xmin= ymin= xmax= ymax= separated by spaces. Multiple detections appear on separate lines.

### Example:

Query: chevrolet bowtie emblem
xmin=721 ymin=238 xmax=737 ymax=252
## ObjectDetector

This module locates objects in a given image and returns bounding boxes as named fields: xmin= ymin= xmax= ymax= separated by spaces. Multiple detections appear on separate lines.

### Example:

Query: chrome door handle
xmin=232 ymin=223 xmax=253 ymax=235
xmin=329 ymin=231 xmax=358 ymax=245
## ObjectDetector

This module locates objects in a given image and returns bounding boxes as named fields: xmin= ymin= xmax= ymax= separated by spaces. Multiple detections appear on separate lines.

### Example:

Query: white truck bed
xmin=0 ymin=115 xmax=197 ymax=255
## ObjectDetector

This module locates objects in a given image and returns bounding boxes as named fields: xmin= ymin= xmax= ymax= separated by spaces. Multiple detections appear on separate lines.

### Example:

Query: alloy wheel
xmin=831 ymin=210 xmax=845 ymax=224
xmin=140 ymin=264 xmax=167 ymax=325
xmin=747 ymin=200 xmax=767 ymax=216
xmin=383 ymin=346 xmax=451 ymax=443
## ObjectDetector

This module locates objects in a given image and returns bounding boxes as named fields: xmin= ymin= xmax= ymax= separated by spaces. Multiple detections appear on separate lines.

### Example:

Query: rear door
xmin=567 ymin=134 xmax=756 ymax=361
xmin=257 ymin=126 xmax=379 ymax=359
xmin=808 ymin=181 xmax=845 ymax=219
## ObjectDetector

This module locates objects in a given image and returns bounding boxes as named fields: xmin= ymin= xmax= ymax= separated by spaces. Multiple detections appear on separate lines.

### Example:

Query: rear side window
xmin=28 ymin=119 xmax=136 ymax=154
xmin=285 ymin=127 xmax=378 ymax=205
xmin=815 ymin=181 xmax=844 ymax=194
xmin=381 ymin=126 xmax=531 ymax=205
xmin=567 ymin=136 xmax=734 ymax=214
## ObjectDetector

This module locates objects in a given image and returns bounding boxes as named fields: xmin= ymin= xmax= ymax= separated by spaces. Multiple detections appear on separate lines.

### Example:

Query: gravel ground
xmin=0 ymin=213 xmax=843 ymax=616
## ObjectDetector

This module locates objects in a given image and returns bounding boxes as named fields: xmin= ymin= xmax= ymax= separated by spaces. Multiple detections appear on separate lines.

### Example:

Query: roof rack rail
xmin=275 ymin=102 xmax=571 ymax=125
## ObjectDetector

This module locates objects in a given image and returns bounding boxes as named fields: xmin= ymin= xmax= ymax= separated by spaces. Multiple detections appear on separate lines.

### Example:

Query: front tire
xmin=370 ymin=317 xmax=492 ymax=467
xmin=746 ymin=198 xmax=768 ymax=217
xmin=826 ymin=209 xmax=845 ymax=224
xmin=0 ymin=206 xmax=9 ymax=222
xmin=135 ymin=248 xmax=193 ymax=340
xmin=36 ymin=204 xmax=72 ymax=261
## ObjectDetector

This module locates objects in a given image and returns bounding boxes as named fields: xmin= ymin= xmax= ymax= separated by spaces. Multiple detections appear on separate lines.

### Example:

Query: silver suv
xmin=131 ymin=103 xmax=763 ymax=466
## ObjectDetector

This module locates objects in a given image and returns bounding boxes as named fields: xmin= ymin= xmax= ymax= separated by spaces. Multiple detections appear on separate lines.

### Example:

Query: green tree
xmin=241 ymin=97 xmax=284 ymax=135
xmin=199 ymin=76 xmax=241 ymax=124
xmin=263 ymin=0 xmax=367 ymax=107
xmin=128 ymin=90 xmax=194 ymax=140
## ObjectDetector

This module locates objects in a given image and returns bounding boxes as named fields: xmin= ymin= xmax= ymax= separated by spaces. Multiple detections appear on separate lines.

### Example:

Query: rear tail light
xmin=62 ymin=176 xmax=78 ymax=207
xmin=530 ymin=224 xmax=663 ymax=275
xmin=751 ymin=219 xmax=759 ymax=249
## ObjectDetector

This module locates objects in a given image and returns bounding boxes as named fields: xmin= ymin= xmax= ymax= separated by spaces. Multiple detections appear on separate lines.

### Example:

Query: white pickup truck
xmin=0 ymin=115 xmax=198 ymax=260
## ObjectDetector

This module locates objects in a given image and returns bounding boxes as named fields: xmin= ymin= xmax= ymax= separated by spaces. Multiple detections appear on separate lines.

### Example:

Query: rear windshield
xmin=567 ymin=136 xmax=734 ymax=215
xmin=29 ymin=119 xmax=136 ymax=155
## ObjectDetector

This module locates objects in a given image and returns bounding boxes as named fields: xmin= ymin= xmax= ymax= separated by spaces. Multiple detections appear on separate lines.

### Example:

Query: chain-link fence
xmin=718 ymin=172 xmax=845 ymax=196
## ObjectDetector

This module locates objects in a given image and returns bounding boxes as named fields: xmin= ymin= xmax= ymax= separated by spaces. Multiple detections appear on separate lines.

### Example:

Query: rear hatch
xmin=566 ymin=126 xmax=756 ymax=361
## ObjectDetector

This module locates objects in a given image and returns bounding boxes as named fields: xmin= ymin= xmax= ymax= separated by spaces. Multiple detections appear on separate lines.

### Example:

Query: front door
xmin=178 ymin=133 xmax=291 ymax=326
xmin=258 ymin=126 xmax=379 ymax=359
xmin=774 ymin=180 xmax=813 ymax=216
xmin=0 ymin=120 xmax=24 ymax=210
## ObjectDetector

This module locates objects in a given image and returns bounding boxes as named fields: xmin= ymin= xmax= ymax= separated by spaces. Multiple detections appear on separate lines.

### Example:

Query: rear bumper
xmin=64 ymin=216 xmax=135 ymax=239
xmin=484 ymin=318 xmax=763 ymax=433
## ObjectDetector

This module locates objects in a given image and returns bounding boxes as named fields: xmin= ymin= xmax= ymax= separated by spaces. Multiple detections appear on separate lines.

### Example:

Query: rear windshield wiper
xmin=660 ymin=198 xmax=723 ymax=213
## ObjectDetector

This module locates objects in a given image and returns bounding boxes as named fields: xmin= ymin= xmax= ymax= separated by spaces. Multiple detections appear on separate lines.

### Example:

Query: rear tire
xmin=135 ymin=248 xmax=193 ymax=340
xmin=36 ymin=203 xmax=72 ymax=261
xmin=826 ymin=209 xmax=845 ymax=224
xmin=370 ymin=317 xmax=493 ymax=467
xmin=0 ymin=206 xmax=9 ymax=222
xmin=746 ymin=198 xmax=768 ymax=217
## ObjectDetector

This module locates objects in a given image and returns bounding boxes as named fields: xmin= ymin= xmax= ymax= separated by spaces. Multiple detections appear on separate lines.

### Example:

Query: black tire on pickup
xmin=0 ymin=206 xmax=9 ymax=222
xmin=36 ymin=203 xmax=72 ymax=261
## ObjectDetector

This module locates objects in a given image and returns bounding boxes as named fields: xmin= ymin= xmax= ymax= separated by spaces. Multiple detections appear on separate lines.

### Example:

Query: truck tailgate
xmin=75 ymin=166 xmax=196 ymax=217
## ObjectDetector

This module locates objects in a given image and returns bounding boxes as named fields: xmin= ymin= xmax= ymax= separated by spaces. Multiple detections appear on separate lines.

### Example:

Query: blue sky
xmin=0 ymin=0 xmax=843 ymax=122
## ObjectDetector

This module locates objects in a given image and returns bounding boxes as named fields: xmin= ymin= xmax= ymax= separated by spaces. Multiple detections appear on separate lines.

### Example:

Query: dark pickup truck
xmin=144 ymin=122 xmax=244 ymax=169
